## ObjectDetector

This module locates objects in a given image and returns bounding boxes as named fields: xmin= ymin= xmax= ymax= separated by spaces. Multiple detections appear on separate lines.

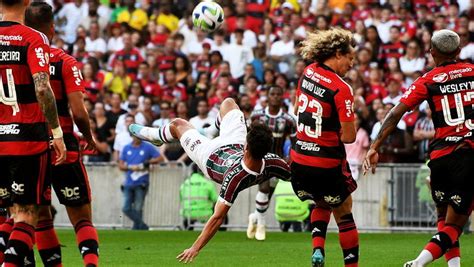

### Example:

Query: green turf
xmin=51 ymin=229 xmax=474 ymax=266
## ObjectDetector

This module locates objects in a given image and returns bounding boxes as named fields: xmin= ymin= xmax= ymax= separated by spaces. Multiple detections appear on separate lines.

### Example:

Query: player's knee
xmin=170 ymin=118 xmax=188 ymax=127
xmin=13 ymin=204 xmax=39 ymax=224
xmin=219 ymin=98 xmax=239 ymax=116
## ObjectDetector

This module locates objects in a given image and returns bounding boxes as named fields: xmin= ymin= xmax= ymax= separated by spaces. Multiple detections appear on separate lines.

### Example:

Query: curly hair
xmin=300 ymin=28 xmax=355 ymax=63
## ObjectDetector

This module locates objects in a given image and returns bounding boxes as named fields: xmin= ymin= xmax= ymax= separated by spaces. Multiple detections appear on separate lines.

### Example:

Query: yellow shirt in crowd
xmin=104 ymin=72 xmax=131 ymax=101
xmin=117 ymin=8 xmax=149 ymax=31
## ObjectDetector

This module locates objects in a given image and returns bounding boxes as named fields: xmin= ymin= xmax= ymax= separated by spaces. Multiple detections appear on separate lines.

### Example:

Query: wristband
xmin=52 ymin=127 xmax=63 ymax=139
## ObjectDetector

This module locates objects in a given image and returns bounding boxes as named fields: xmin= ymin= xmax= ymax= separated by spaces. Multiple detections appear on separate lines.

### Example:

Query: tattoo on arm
xmin=33 ymin=72 xmax=60 ymax=129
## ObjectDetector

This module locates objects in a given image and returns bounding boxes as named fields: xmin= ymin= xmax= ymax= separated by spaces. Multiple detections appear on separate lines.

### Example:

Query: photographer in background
xmin=119 ymin=134 xmax=163 ymax=230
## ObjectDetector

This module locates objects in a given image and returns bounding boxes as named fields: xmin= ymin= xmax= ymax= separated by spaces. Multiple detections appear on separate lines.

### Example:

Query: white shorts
xmin=180 ymin=109 xmax=247 ymax=178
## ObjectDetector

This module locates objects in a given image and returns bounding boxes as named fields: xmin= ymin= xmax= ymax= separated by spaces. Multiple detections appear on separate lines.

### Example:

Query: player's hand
xmin=362 ymin=148 xmax=379 ymax=175
xmin=52 ymin=137 xmax=67 ymax=165
xmin=177 ymin=247 xmax=199 ymax=263
xmin=82 ymin=135 xmax=97 ymax=152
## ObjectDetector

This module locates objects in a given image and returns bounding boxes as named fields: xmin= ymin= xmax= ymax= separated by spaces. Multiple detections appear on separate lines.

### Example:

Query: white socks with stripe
xmin=255 ymin=191 xmax=269 ymax=225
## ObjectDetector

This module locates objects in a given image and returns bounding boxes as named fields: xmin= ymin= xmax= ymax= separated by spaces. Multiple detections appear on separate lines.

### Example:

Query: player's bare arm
xmin=68 ymin=91 xmax=96 ymax=151
xmin=177 ymin=202 xmax=231 ymax=263
xmin=33 ymin=71 xmax=67 ymax=164
xmin=363 ymin=103 xmax=410 ymax=174
xmin=340 ymin=121 xmax=357 ymax=144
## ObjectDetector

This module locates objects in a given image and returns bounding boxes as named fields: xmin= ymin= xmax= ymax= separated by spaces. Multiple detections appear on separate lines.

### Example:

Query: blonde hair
xmin=300 ymin=28 xmax=355 ymax=63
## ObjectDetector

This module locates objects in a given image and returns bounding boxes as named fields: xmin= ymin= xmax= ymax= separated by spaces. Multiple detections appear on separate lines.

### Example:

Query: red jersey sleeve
xmin=334 ymin=84 xmax=355 ymax=123
xmin=27 ymin=31 xmax=50 ymax=75
xmin=399 ymin=77 xmax=428 ymax=110
xmin=62 ymin=56 xmax=85 ymax=94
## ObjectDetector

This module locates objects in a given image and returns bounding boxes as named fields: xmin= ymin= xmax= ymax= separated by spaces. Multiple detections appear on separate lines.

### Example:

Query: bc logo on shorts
xmin=324 ymin=195 xmax=341 ymax=205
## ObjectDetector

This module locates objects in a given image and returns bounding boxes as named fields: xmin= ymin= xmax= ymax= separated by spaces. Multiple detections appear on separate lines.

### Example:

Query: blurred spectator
xmin=274 ymin=180 xmax=309 ymax=232
xmin=159 ymin=101 xmax=188 ymax=164
xmin=459 ymin=27 xmax=474 ymax=62
xmin=413 ymin=105 xmax=435 ymax=161
xmin=269 ymin=25 xmax=294 ymax=74
xmin=113 ymin=114 xmax=134 ymax=161
xmin=56 ymin=0 xmax=87 ymax=46
xmin=161 ymin=68 xmax=188 ymax=105
xmin=82 ymin=62 xmax=103 ymax=103
xmin=382 ymin=77 xmax=403 ymax=106
xmin=223 ymin=29 xmax=254 ymax=79
xmin=109 ymin=32 xmax=144 ymax=80
xmin=107 ymin=23 xmax=124 ymax=55
xmin=85 ymin=117 xmax=111 ymax=162
xmin=119 ymin=134 xmax=162 ymax=230
xmin=80 ymin=0 xmax=109 ymax=32
xmin=116 ymin=95 xmax=147 ymax=134
xmin=189 ymin=99 xmax=214 ymax=132
xmin=152 ymin=101 xmax=172 ymax=128
xmin=179 ymin=165 xmax=218 ymax=230
xmin=230 ymin=14 xmax=258 ymax=48
xmin=345 ymin=113 xmax=369 ymax=180
xmin=93 ymin=102 xmax=116 ymax=150
xmin=85 ymin=21 xmax=107 ymax=59
xmin=154 ymin=2 xmax=179 ymax=32
xmin=399 ymin=39 xmax=426 ymax=85
xmin=103 ymin=60 xmax=131 ymax=100
xmin=116 ymin=0 xmax=148 ymax=31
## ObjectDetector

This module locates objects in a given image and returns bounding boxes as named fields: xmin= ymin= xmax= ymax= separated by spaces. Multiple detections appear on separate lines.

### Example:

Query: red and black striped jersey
xmin=110 ymin=48 xmax=143 ymax=80
xmin=49 ymin=48 xmax=85 ymax=163
xmin=400 ymin=61 xmax=474 ymax=160
xmin=0 ymin=21 xmax=50 ymax=156
xmin=250 ymin=107 xmax=296 ymax=157
xmin=290 ymin=63 xmax=355 ymax=168
xmin=206 ymin=144 xmax=290 ymax=206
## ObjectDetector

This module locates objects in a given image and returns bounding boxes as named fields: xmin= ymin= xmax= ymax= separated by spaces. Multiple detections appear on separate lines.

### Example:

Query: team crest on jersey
xmin=432 ymin=73 xmax=448 ymax=83
xmin=277 ymin=119 xmax=286 ymax=132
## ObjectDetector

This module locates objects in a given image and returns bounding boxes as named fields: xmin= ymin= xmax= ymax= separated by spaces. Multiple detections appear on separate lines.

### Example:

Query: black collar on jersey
xmin=0 ymin=21 xmax=20 ymax=27
xmin=438 ymin=60 xmax=457 ymax=67
xmin=319 ymin=63 xmax=337 ymax=74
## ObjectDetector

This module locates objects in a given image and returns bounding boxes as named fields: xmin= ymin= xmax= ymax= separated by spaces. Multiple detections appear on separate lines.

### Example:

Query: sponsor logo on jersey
xmin=35 ymin=47 xmax=47 ymax=67
xmin=0 ymin=35 xmax=22 ymax=45
xmin=296 ymin=140 xmax=320 ymax=152
xmin=402 ymin=85 xmax=415 ymax=99
xmin=448 ymin=67 xmax=472 ymax=79
xmin=189 ymin=139 xmax=202 ymax=152
xmin=324 ymin=195 xmax=341 ymax=205
xmin=72 ymin=65 xmax=83 ymax=86
xmin=61 ymin=187 xmax=80 ymax=199
xmin=11 ymin=181 xmax=24 ymax=194
xmin=0 ymin=124 xmax=20 ymax=135
xmin=432 ymin=73 xmax=448 ymax=83
xmin=445 ymin=136 xmax=463 ymax=142
xmin=345 ymin=100 xmax=353 ymax=118
xmin=304 ymin=67 xmax=332 ymax=84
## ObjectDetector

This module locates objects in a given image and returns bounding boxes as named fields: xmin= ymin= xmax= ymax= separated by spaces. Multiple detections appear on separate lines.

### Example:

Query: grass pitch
xmin=52 ymin=229 xmax=474 ymax=266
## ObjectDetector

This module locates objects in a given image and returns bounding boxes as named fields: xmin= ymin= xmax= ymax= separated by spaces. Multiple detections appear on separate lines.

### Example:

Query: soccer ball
xmin=192 ymin=1 xmax=224 ymax=33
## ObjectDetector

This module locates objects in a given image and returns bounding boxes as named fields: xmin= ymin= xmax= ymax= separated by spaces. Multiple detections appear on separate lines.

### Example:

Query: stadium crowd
xmin=46 ymin=0 xmax=474 ymax=167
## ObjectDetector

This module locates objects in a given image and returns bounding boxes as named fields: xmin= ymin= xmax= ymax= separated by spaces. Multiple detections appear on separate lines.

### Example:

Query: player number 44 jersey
xmin=400 ymin=61 xmax=474 ymax=160
xmin=0 ymin=21 xmax=51 ymax=156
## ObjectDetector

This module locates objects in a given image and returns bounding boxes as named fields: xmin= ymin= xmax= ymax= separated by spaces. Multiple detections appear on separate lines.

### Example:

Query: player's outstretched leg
xmin=130 ymin=98 xmax=239 ymax=145
xmin=36 ymin=206 xmax=62 ymax=267
xmin=333 ymin=196 xmax=359 ymax=267
xmin=310 ymin=205 xmax=331 ymax=267
xmin=404 ymin=205 xmax=467 ymax=267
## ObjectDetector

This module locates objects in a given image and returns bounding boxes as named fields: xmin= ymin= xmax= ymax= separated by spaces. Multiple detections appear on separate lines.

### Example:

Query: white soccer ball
xmin=192 ymin=1 xmax=224 ymax=33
